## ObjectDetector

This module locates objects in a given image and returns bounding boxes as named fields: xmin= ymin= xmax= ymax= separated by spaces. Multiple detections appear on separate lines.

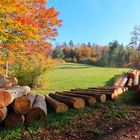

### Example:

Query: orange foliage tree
xmin=0 ymin=0 xmax=62 ymax=75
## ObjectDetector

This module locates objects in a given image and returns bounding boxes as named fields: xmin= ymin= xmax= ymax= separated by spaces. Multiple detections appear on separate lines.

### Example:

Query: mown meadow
xmin=35 ymin=62 xmax=129 ymax=94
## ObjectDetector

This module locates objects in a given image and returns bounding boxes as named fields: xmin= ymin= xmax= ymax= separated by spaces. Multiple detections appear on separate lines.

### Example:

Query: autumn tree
xmin=0 ymin=0 xmax=61 ymax=75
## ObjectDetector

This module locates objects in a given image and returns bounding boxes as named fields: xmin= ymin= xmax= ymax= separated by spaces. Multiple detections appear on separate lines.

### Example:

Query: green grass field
xmin=35 ymin=63 xmax=129 ymax=94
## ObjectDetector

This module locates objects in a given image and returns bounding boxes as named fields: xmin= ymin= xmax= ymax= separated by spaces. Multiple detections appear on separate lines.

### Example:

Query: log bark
xmin=83 ymin=86 xmax=124 ymax=93
xmin=62 ymin=91 xmax=106 ymax=103
xmin=0 ymin=77 xmax=18 ymax=89
xmin=5 ymin=113 xmax=25 ymax=128
xmin=93 ymin=87 xmax=124 ymax=100
xmin=49 ymin=93 xmax=85 ymax=109
xmin=0 ymin=107 xmax=7 ymax=123
xmin=45 ymin=95 xmax=68 ymax=113
xmin=0 ymin=86 xmax=31 ymax=108
xmin=127 ymin=78 xmax=133 ymax=89
xmin=88 ymin=86 xmax=117 ymax=90
xmin=118 ymin=74 xmax=128 ymax=87
xmin=71 ymin=88 xmax=115 ymax=92
xmin=0 ymin=77 xmax=12 ymax=88
xmin=26 ymin=95 xmax=47 ymax=123
xmin=12 ymin=93 xmax=36 ymax=115
xmin=127 ymin=69 xmax=137 ymax=79
xmin=58 ymin=92 xmax=97 ymax=105
xmin=133 ymin=71 xmax=139 ymax=88
xmin=113 ymin=73 xmax=126 ymax=87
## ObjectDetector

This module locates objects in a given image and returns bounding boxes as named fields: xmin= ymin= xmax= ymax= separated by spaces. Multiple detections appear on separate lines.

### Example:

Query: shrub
xmin=11 ymin=54 xmax=53 ymax=88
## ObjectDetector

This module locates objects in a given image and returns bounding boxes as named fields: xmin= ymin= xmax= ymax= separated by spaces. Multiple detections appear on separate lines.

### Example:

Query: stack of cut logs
xmin=112 ymin=69 xmax=140 ymax=101
xmin=0 ymin=69 xmax=139 ymax=128
xmin=118 ymin=69 xmax=140 ymax=89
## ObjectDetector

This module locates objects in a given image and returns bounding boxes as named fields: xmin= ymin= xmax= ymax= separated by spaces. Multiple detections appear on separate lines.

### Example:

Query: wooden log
xmin=118 ymin=74 xmax=128 ymax=87
xmin=62 ymin=91 xmax=106 ymax=103
xmin=113 ymin=73 xmax=126 ymax=87
xmin=26 ymin=95 xmax=47 ymax=123
xmin=12 ymin=93 xmax=36 ymax=115
xmin=45 ymin=95 xmax=68 ymax=113
xmin=127 ymin=69 xmax=137 ymax=79
xmin=0 ymin=107 xmax=7 ymax=123
xmin=135 ymin=88 xmax=140 ymax=101
xmin=58 ymin=92 xmax=97 ymax=105
xmin=71 ymin=88 xmax=115 ymax=92
xmin=0 ymin=77 xmax=12 ymax=88
xmin=133 ymin=71 xmax=139 ymax=88
xmin=0 ymin=86 xmax=31 ymax=108
xmin=5 ymin=113 xmax=25 ymax=128
xmin=49 ymin=93 xmax=85 ymax=109
xmin=88 ymin=86 xmax=124 ymax=94
xmin=127 ymin=78 xmax=133 ymax=89
xmin=88 ymin=86 xmax=116 ymax=90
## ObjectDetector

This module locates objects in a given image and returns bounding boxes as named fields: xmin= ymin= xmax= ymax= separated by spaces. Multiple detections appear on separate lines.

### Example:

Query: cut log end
xmin=100 ymin=94 xmax=106 ymax=103
xmin=5 ymin=113 xmax=25 ymax=128
xmin=12 ymin=96 xmax=31 ymax=114
xmin=73 ymin=98 xmax=85 ymax=109
xmin=0 ymin=91 xmax=13 ymax=108
xmin=56 ymin=104 xmax=69 ymax=113
xmin=0 ymin=108 xmax=7 ymax=123
xmin=88 ymin=97 xmax=97 ymax=105
xmin=26 ymin=108 xmax=46 ymax=123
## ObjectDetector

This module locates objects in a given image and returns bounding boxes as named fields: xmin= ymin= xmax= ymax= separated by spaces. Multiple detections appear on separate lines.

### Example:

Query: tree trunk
xmin=49 ymin=93 xmax=85 ymax=109
xmin=0 ymin=86 xmax=31 ymax=108
xmin=0 ymin=107 xmax=7 ymax=123
xmin=71 ymin=88 xmax=115 ymax=92
xmin=88 ymin=86 xmax=117 ymax=90
xmin=118 ymin=74 xmax=128 ymax=87
xmin=127 ymin=78 xmax=133 ymax=89
xmin=12 ymin=93 xmax=36 ymax=115
xmin=113 ymin=73 xmax=126 ymax=87
xmin=127 ymin=69 xmax=137 ymax=79
xmin=26 ymin=95 xmax=47 ymax=123
xmin=0 ymin=77 xmax=12 ymax=89
xmin=58 ymin=92 xmax=97 ymax=105
xmin=61 ymin=91 xmax=106 ymax=103
xmin=133 ymin=71 xmax=139 ymax=88
xmin=45 ymin=95 xmax=68 ymax=113
xmin=5 ymin=113 xmax=25 ymax=128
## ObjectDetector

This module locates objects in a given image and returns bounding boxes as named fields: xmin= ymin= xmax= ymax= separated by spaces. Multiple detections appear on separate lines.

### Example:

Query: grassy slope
xmin=35 ymin=62 xmax=128 ymax=94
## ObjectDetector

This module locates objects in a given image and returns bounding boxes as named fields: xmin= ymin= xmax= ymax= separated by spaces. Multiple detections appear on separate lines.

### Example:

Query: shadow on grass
xmin=105 ymin=74 xmax=120 ymax=86
xmin=104 ymin=75 xmax=140 ymax=106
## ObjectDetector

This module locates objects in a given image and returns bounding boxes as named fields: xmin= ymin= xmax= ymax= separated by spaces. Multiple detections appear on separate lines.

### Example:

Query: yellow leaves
xmin=0 ymin=59 xmax=5 ymax=75
xmin=0 ymin=59 xmax=5 ymax=65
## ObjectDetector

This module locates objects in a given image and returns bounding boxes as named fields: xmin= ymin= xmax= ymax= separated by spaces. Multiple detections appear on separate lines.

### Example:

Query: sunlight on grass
xmin=34 ymin=63 xmax=128 ymax=94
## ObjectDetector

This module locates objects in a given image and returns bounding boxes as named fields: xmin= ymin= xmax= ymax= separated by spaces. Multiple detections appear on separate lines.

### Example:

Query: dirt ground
xmin=22 ymin=101 xmax=140 ymax=140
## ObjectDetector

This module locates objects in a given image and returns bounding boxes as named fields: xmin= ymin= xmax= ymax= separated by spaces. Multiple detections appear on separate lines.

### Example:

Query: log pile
xmin=113 ymin=69 xmax=140 ymax=89
xmin=0 ymin=76 xmax=48 ymax=128
xmin=0 ymin=69 xmax=139 ymax=128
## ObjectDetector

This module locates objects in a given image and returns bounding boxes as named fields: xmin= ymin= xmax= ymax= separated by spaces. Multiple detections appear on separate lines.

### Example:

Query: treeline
xmin=52 ymin=40 xmax=140 ymax=68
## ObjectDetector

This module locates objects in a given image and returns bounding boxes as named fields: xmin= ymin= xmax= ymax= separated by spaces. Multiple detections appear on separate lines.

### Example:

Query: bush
xmin=80 ymin=58 xmax=96 ymax=65
xmin=11 ymin=54 xmax=53 ymax=88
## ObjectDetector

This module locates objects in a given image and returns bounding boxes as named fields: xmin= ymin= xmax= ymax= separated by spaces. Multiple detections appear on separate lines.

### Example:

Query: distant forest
xmin=52 ymin=25 xmax=140 ymax=68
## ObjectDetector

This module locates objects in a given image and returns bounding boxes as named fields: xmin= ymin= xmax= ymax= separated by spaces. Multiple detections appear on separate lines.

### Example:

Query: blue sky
xmin=48 ymin=0 xmax=140 ymax=46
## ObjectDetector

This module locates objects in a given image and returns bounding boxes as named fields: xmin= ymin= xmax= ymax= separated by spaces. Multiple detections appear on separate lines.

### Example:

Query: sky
xmin=48 ymin=0 xmax=140 ymax=46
